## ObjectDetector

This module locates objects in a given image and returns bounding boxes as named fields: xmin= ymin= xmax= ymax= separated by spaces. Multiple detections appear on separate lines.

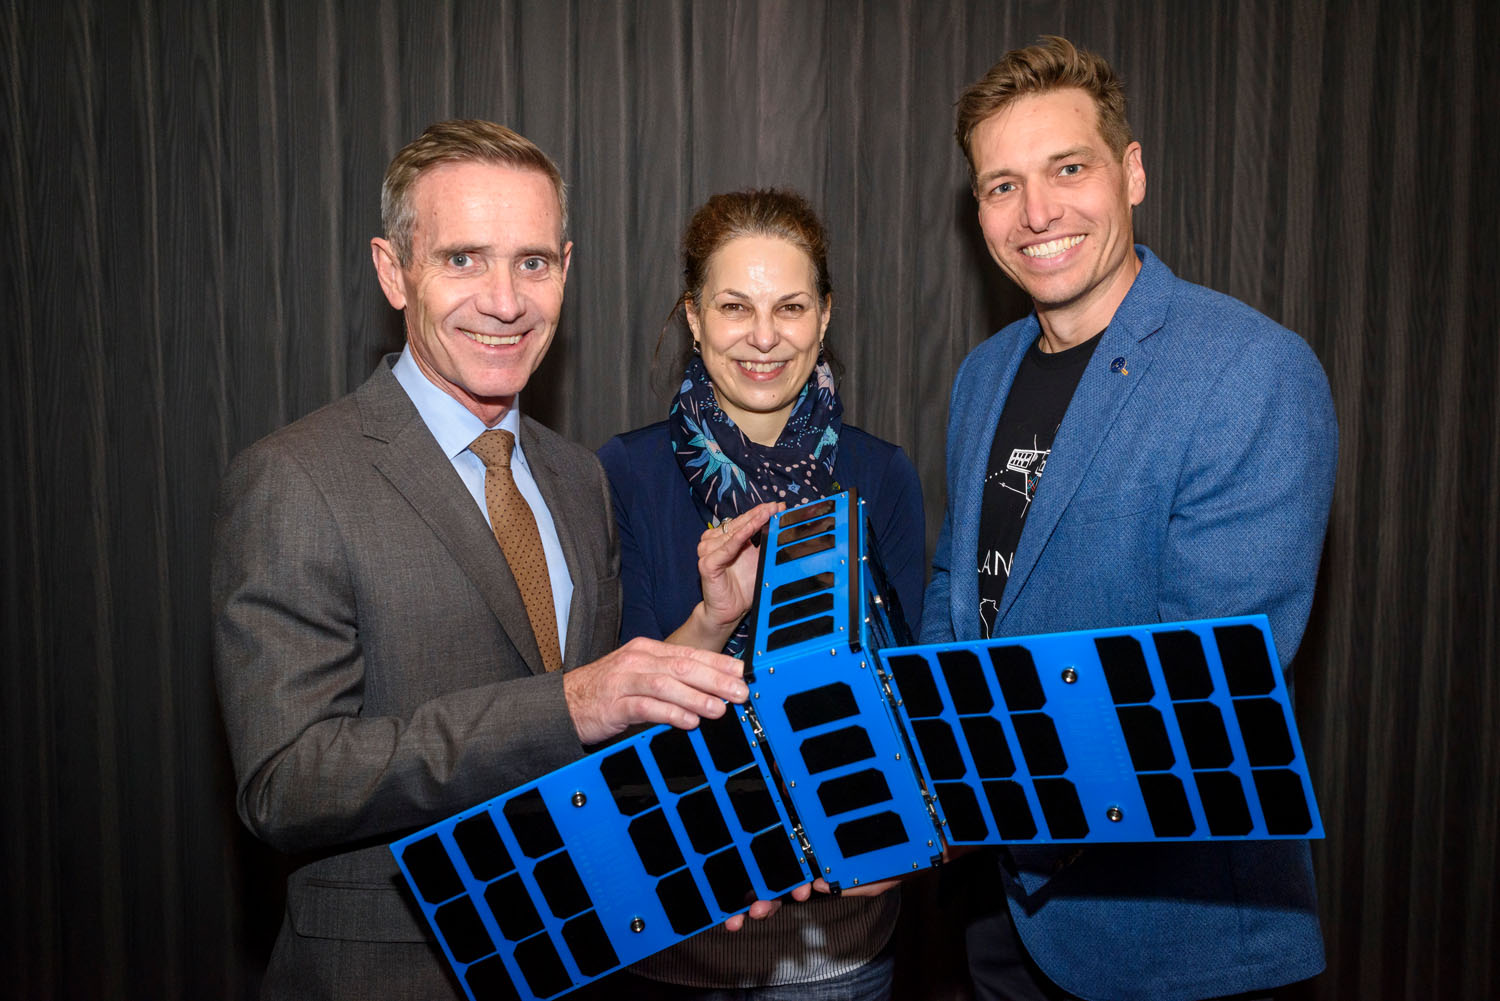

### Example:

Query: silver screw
xmin=1106 ymin=806 xmax=1124 ymax=822
xmin=571 ymin=791 xmax=586 ymax=807
xmin=1061 ymin=667 xmax=1079 ymax=684
xmin=630 ymin=917 xmax=645 ymax=933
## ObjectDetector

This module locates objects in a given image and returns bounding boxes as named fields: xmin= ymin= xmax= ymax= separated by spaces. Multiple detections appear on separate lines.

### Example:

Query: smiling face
xmin=687 ymin=234 xmax=831 ymax=446
xmin=371 ymin=160 xmax=572 ymax=425
xmin=971 ymin=87 xmax=1146 ymax=349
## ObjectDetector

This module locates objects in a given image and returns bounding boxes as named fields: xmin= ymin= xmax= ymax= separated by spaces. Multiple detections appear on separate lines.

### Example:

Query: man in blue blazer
xmin=923 ymin=38 xmax=1337 ymax=1001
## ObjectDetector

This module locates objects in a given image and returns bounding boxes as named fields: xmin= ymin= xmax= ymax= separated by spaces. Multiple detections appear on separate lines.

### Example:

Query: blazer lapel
xmin=357 ymin=364 xmax=551 ymax=676
xmin=521 ymin=416 xmax=596 ymax=670
xmin=997 ymin=249 xmax=1172 ymax=626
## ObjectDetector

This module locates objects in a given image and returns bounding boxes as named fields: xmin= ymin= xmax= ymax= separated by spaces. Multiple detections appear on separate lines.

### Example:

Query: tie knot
xmin=470 ymin=428 xmax=516 ymax=469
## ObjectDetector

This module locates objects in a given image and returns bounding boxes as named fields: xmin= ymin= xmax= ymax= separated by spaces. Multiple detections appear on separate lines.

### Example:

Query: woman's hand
xmin=666 ymin=501 xmax=783 ymax=651
xmin=698 ymin=501 xmax=783 ymax=629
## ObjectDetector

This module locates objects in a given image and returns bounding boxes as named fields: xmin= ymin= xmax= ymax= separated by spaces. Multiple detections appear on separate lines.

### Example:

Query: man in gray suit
xmin=212 ymin=120 xmax=754 ymax=999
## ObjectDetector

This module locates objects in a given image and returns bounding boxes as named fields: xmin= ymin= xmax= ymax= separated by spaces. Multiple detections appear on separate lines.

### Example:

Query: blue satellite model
xmin=391 ymin=491 xmax=1322 ymax=1000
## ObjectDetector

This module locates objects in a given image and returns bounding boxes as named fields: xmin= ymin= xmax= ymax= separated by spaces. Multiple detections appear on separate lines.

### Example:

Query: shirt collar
xmin=391 ymin=346 xmax=528 ymax=466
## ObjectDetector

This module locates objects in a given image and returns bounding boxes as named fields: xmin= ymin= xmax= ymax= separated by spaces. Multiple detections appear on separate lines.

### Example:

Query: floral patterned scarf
xmin=668 ymin=354 xmax=843 ymax=654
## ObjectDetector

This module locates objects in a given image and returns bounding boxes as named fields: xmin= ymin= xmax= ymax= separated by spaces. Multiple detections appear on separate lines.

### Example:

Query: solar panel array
xmin=391 ymin=491 xmax=1322 ymax=1000
xmin=880 ymin=622 xmax=1321 ymax=846
xmin=394 ymin=706 xmax=810 ymax=1001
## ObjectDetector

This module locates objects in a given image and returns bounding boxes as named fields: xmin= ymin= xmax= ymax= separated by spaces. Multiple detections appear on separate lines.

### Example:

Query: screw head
xmin=571 ymin=791 xmax=587 ymax=808
xmin=1061 ymin=667 xmax=1079 ymax=684
xmin=629 ymin=917 xmax=645 ymax=933
xmin=1106 ymin=805 xmax=1124 ymax=822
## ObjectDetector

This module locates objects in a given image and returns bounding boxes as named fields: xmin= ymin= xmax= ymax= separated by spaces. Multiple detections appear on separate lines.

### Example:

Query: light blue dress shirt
xmin=392 ymin=347 xmax=573 ymax=659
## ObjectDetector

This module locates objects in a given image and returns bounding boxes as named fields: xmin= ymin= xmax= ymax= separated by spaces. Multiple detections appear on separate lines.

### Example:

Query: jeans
xmin=966 ymin=901 xmax=1271 ymax=1001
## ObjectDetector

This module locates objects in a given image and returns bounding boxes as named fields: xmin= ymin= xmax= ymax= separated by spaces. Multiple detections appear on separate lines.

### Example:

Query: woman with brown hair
xmin=597 ymin=188 xmax=925 ymax=999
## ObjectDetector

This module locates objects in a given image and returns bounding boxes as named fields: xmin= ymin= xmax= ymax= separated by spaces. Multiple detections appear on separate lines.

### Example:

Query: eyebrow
xmin=714 ymin=288 xmax=814 ymax=303
xmin=975 ymin=146 xmax=1101 ymax=185
xmin=514 ymin=245 xmax=563 ymax=263
xmin=429 ymin=243 xmax=562 ymax=263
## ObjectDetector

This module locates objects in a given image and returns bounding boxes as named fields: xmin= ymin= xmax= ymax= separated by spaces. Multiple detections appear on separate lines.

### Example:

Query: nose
xmin=477 ymin=266 xmax=525 ymax=323
xmin=746 ymin=309 xmax=779 ymax=352
xmin=1020 ymin=182 xmax=1061 ymax=232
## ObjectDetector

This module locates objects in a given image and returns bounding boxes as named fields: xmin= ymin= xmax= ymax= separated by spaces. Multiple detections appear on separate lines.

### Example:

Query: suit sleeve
xmin=211 ymin=442 xmax=586 ymax=856
xmin=1159 ymin=333 xmax=1338 ymax=669
xmin=865 ymin=445 xmax=927 ymax=639
xmin=920 ymin=507 xmax=957 ymax=644
xmin=596 ymin=436 xmax=669 ymax=643
xmin=920 ymin=356 xmax=980 ymax=645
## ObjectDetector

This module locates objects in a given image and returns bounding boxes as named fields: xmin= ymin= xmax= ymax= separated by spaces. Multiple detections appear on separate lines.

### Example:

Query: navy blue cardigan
xmin=598 ymin=421 xmax=925 ymax=646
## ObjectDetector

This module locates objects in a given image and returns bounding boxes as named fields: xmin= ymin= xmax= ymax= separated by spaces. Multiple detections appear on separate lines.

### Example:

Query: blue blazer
xmin=922 ymin=247 xmax=1336 ymax=1000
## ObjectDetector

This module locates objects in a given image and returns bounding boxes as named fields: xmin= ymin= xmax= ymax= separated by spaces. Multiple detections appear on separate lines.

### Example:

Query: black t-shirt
xmin=975 ymin=330 xmax=1102 ymax=638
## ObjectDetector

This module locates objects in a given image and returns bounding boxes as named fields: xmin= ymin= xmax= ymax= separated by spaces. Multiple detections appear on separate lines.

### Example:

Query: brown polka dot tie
xmin=470 ymin=429 xmax=562 ymax=673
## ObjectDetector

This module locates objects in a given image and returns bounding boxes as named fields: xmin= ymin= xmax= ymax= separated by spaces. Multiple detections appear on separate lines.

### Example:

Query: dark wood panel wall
xmin=3 ymin=1 xmax=1495 ymax=998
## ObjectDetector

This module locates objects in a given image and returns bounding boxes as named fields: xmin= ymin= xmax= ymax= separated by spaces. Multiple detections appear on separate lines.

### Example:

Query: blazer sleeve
xmin=920 ymin=507 xmax=957 ymax=644
xmin=920 ymin=354 xmax=983 ymax=645
xmin=211 ymin=440 xmax=586 ymax=856
xmin=1158 ymin=332 xmax=1338 ymax=669
xmin=864 ymin=444 xmax=927 ymax=638
xmin=597 ymin=435 xmax=672 ymax=643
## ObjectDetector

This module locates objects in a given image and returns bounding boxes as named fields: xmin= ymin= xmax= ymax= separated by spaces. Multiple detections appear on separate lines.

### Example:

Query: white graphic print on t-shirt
xmin=975 ymin=436 xmax=1050 ymax=638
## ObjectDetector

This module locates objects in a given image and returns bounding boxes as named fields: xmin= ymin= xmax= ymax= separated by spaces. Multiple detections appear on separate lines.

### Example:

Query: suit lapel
xmin=997 ymin=250 xmax=1172 ymax=626
xmin=357 ymin=363 xmax=551 ymax=676
xmin=521 ymin=416 xmax=595 ymax=670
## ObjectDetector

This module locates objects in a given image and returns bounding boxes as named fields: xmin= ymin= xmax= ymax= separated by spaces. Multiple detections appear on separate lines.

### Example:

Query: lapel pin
xmin=1109 ymin=356 xmax=1129 ymax=375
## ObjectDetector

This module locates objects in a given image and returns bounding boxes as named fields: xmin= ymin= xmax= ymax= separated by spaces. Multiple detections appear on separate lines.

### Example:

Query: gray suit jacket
xmin=212 ymin=357 xmax=621 ymax=999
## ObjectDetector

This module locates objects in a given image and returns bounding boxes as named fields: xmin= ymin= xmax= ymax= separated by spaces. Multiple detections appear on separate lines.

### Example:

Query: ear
xmin=684 ymin=297 xmax=702 ymax=346
xmin=1124 ymin=141 xmax=1146 ymax=207
xmin=370 ymin=238 xmax=408 ymax=310
xmin=559 ymin=240 xmax=574 ymax=286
